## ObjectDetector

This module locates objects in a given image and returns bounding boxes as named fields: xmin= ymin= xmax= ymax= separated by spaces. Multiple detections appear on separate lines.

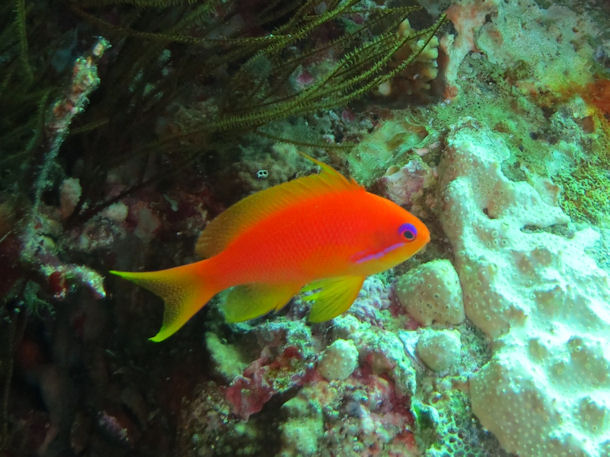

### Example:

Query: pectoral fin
xmin=301 ymin=276 xmax=365 ymax=322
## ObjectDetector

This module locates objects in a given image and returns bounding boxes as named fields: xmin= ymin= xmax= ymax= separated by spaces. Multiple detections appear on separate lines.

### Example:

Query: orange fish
xmin=111 ymin=154 xmax=430 ymax=341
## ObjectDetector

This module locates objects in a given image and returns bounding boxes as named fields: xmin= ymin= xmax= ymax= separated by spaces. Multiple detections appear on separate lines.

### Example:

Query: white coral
xmin=416 ymin=329 xmax=461 ymax=372
xmin=396 ymin=259 xmax=465 ymax=327
xmin=317 ymin=339 xmax=359 ymax=381
xmin=437 ymin=120 xmax=610 ymax=457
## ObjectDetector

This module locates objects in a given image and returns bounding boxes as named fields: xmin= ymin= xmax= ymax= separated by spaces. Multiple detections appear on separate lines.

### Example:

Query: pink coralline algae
xmin=225 ymin=345 xmax=312 ymax=420
xmin=348 ymin=276 xmax=393 ymax=327
xmin=379 ymin=159 xmax=435 ymax=208
xmin=278 ymin=351 xmax=418 ymax=457
xmin=440 ymin=0 xmax=497 ymax=99
xmin=183 ymin=280 xmax=425 ymax=456
xmin=225 ymin=358 xmax=275 ymax=420
xmin=96 ymin=409 xmax=139 ymax=448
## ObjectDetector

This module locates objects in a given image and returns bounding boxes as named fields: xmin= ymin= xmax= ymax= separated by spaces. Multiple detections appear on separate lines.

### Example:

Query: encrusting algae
xmin=111 ymin=153 xmax=430 ymax=341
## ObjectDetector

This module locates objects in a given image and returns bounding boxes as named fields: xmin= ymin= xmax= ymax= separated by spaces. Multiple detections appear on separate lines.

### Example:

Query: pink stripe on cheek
xmin=351 ymin=242 xmax=404 ymax=264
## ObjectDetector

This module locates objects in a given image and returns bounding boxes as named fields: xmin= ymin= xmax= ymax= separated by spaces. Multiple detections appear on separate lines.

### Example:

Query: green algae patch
xmin=556 ymin=159 xmax=610 ymax=225
xmin=554 ymin=113 xmax=610 ymax=225
xmin=205 ymin=332 xmax=248 ymax=381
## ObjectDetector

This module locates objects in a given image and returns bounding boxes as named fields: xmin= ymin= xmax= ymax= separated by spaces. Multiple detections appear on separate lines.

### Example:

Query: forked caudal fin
xmin=109 ymin=260 xmax=215 ymax=342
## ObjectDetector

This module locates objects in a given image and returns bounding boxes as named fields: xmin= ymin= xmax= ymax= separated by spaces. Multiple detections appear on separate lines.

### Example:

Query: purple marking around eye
xmin=352 ymin=242 xmax=404 ymax=264
xmin=398 ymin=223 xmax=417 ymax=237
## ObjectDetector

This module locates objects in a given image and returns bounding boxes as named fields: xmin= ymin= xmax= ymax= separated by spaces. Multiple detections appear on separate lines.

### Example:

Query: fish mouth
xmin=412 ymin=238 xmax=430 ymax=256
xmin=413 ymin=242 xmax=429 ymax=254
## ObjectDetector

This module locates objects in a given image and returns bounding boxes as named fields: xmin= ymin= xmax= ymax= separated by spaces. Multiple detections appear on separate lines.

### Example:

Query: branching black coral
xmin=206 ymin=14 xmax=445 ymax=132
xmin=0 ymin=0 xmax=62 ymax=193
xmin=57 ymin=0 xmax=445 ymax=224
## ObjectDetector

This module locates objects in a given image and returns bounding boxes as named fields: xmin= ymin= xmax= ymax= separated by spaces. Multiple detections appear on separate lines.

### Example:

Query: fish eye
xmin=398 ymin=223 xmax=417 ymax=242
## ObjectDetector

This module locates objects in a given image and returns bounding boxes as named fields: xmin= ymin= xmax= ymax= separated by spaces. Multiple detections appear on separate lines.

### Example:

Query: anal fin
xmin=222 ymin=282 xmax=302 ymax=323
xmin=301 ymin=276 xmax=364 ymax=322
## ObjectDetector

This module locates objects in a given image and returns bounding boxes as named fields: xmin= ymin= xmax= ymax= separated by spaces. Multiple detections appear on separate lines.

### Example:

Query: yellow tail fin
xmin=110 ymin=261 xmax=215 ymax=342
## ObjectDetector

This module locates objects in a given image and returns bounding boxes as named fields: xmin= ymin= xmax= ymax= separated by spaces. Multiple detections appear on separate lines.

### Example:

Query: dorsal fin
xmin=195 ymin=152 xmax=362 ymax=258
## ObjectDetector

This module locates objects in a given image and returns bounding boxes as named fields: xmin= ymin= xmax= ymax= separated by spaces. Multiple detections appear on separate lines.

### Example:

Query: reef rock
xmin=416 ymin=329 xmax=461 ymax=373
xmin=317 ymin=339 xmax=359 ymax=381
xmin=396 ymin=259 xmax=465 ymax=327
xmin=436 ymin=119 xmax=610 ymax=457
